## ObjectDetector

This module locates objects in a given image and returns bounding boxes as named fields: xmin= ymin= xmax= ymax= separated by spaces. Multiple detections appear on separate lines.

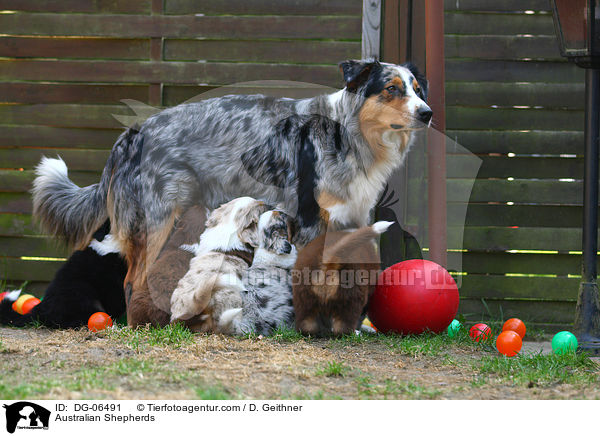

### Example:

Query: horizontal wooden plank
xmin=452 ymin=204 xmax=584 ymax=228
xmin=459 ymin=275 xmax=579 ymax=301
xmin=0 ymin=83 xmax=148 ymax=105
xmin=0 ymin=170 xmax=101 ymax=193
xmin=164 ymin=39 xmax=360 ymax=64
xmin=461 ymin=252 xmax=583 ymax=276
xmin=165 ymin=0 xmax=362 ymax=15
xmin=446 ymin=107 xmax=584 ymax=131
xmin=445 ymin=35 xmax=561 ymax=60
xmin=446 ymin=59 xmax=584 ymax=83
xmin=448 ymin=179 xmax=582 ymax=205
xmin=0 ymin=13 xmax=361 ymax=40
xmin=162 ymin=84 xmax=333 ymax=106
xmin=447 ymin=130 xmax=583 ymax=155
xmin=0 ymin=258 xmax=63 ymax=282
xmin=459 ymin=299 xmax=575 ymax=324
xmin=0 ymin=0 xmax=150 ymax=14
xmin=445 ymin=12 xmax=555 ymax=35
xmin=0 ymin=214 xmax=37 ymax=237
xmin=455 ymin=227 xmax=581 ymax=252
xmin=448 ymin=155 xmax=584 ymax=180
xmin=444 ymin=0 xmax=550 ymax=12
xmin=446 ymin=82 xmax=584 ymax=110
xmin=0 ymin=59 xmax=343 ymax=87
xmin=0 ymin=236 xmax=69 ymax=258
xmin=0 ymin=148 xmax=109 ymax=171
xmin=0 ymin=126 xmax=123 ymax=149
xmin=0 ymin=36 xmax=150 ymax=60
xmin=0 ymin=104 xmax=130 ymax=129
xmin=0 ymin=193 xmax=33 ymax=214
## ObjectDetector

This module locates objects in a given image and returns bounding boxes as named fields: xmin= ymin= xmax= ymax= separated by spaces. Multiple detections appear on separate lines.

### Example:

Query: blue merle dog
xmin=31 ymin=59 xmax=431 ymax=326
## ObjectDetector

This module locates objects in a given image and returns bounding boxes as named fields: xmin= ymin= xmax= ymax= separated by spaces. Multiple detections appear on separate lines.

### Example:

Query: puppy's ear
xmin=403 ymin=62 xmax=428 ymax=102
xmin=338 ymin=58 xmax=380 ymax=93
xmin=237 ymin=202 xmax=269 ymax=248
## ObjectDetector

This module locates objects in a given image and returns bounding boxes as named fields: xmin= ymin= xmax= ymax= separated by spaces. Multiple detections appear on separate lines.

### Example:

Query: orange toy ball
xmin=21 ymin=297 xmax=41 ymax=315
xmin=496 ymin=330 xmax=523 ymax=357
xmin=88 ymin=312 xmax=113 ymax=332
xmin=12 ymin=294 xmax=35 ymax=315
xmin=502 ymin=318 xmax=526 ymax=339
xmin=469 ymin=323 xmax=491 ymax=342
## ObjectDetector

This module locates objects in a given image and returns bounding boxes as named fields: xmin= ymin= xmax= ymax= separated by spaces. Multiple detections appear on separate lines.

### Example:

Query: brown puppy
xmin=147 ymin=206 xmax=207 ymax=313
xmin=293 ymin=221 xmax=392 ymax=336
xmin=128 ymin=205 xmax=207 ymax=327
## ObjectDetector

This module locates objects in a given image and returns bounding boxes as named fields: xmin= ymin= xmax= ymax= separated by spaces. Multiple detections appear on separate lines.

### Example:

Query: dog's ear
xmin=402 ymin=62 xmax=428 ymax=102
xmin=339 ymin=58 xmax=380 ymax=93
xmin=286 ymin=215 xmax=299 ymax=242
xmin=237 ymin=202 xmax=269 ymax=248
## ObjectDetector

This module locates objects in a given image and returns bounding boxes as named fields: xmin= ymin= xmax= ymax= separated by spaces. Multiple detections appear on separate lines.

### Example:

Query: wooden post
xmin=425 ymin=0 xmax=447 ymax=267
xmin=362 ymin=0 xmax=381 ymax=59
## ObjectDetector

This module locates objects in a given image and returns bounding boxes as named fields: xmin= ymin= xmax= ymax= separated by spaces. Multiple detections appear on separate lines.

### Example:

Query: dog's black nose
xmin=281 ymin=242 xmax=292 ymax=254
xmin=418 ymin=107 xmax=433 ymax=124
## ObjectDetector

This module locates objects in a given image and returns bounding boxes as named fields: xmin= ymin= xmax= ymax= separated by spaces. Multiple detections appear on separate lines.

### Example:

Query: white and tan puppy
xmin=170 ymin=197 xmax=269 ymax=332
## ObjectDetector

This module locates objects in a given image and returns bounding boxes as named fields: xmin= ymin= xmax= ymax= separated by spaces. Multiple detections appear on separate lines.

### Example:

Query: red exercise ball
xmin=368 ymin=259 xmax=459 ymax=334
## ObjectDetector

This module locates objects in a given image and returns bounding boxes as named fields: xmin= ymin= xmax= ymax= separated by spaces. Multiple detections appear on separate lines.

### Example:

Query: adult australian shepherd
xmin=31 ymin=58 xmax=431 ymax=316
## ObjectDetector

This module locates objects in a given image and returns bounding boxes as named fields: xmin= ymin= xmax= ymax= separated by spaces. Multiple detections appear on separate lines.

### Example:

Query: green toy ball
xmin=552 ymin=331 xmax=578 ymax=355
xmin=447 ymin=319 xmax=462 ymax=337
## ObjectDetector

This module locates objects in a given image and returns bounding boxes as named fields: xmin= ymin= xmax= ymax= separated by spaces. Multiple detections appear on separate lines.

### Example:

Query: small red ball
xmin=88 ymin=312 xmax=113 ymax=332
xmin=0 ymin=291 xmax=7 ymax=303
xmin=502 ymin=318 xmax=526 ymax=339
xmin=21 ymin=297 xmax=40 ymax=315
xmin=496 ymin=330 xmax=523 ymax=357
xmin=368 ymin=260 xmax=459 ymax=334
xmin=469 ymin=323 xmax=491 ymax=342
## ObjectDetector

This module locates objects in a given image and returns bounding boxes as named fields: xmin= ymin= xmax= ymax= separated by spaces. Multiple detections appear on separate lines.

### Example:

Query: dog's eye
xmin=386 ymin=85 xmax=397 ymax=93
xmin=414 ymin=85 xmax=421 ymax=95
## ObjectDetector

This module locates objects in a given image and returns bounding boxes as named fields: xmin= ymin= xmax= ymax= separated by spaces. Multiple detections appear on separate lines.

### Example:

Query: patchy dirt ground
xmin=1 ymin=326 xmax=598 ymax=400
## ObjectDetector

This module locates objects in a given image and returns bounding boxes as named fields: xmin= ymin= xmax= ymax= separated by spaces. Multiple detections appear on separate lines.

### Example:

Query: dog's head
xmin=257 ymin=210 xmax=296 ymax=255
xmin=339 ymin=58 xmax=431 ymax=155
xmin=205 ymin=197 xmax=269 ymax=249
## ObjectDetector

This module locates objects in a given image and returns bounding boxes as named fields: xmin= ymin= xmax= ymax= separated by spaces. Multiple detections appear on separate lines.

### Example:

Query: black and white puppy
xmin=221 ymin=210 xmax=297 ymax=335
xmin=0 ymin=221 xmax=127 ymax=328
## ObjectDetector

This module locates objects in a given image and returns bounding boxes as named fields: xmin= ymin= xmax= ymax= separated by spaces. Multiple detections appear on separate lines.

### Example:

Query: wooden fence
xmin=443 ymin=0 xmax=585 ymax=330
xmin=0 ymin=0 xmax=587 ymax=331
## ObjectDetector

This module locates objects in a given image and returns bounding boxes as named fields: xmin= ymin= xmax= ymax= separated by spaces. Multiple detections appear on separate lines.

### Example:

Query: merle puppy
xmin=220 ymin=210 xmax=297 ymax=335
xmin=0 ymin=221 xmax=126 ymax=328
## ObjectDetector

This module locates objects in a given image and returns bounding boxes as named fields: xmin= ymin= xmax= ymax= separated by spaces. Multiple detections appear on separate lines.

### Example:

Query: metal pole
xmin=574 ymin=67 xmax=600 ymax=355
xmin=425 ymin=0 xmax=447 ymax=267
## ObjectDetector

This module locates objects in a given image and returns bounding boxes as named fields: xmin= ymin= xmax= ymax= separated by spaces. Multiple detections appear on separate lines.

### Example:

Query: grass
xmin=475 ymin=351 xmax=600 ymax=386
xmin=0 ymin=356 xmax=233 ymax=400
xmin=106 ymin=323 xmax=195 ymax=352
xmin=356 ymin=374 xmax=442 ymax=399
xmin=268 ymin=325 xmax=305 ymax=343
xmin=316 ymin=360 xmax=349 ymax=377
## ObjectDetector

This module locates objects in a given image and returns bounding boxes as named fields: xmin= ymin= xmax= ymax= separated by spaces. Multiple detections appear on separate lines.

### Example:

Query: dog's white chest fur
xmin=326 ymin=161 xmax=396 ymax=227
